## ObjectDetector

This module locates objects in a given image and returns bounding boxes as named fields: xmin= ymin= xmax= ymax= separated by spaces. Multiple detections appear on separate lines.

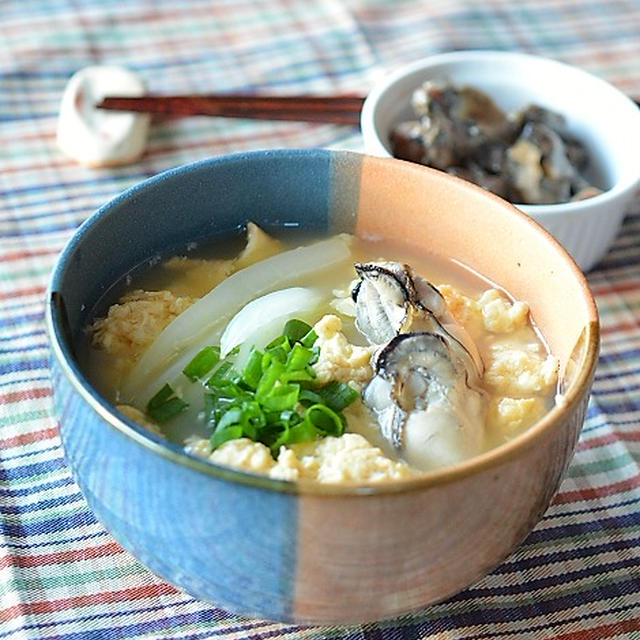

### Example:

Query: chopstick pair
xmin=96 ymin=94 xmax=366 ymax=125
xmin=97 ymin=93 xmax=639 ymax=126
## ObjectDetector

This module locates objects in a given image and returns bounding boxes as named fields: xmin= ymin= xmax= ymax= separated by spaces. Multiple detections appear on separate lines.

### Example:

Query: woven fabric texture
xmin=1 ymin=1 xmax=639 ymax=638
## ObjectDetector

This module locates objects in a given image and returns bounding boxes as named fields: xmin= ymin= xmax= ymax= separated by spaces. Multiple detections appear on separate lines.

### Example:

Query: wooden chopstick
xmin=96 ymin=94 xmax=366 ymax=125
xmin=96 ymin=94 xmax=639 ymax=125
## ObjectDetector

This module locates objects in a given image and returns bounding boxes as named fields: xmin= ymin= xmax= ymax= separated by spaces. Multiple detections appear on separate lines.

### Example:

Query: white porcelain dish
xmin=361 ymin=50 xmax=640 ymax=271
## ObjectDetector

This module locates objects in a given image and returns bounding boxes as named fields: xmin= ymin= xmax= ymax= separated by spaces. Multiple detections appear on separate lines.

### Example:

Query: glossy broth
xmin=80 ymin=229 xmax=556 ymax=463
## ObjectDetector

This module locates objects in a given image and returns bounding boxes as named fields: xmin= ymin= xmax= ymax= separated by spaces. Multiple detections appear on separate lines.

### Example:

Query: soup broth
xmin=80 ymin=224 xmax=558 ymax=482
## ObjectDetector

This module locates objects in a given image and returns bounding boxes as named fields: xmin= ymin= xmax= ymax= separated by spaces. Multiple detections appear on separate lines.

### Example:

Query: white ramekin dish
xmin=361 ymin=50 xmax=640 ymax=271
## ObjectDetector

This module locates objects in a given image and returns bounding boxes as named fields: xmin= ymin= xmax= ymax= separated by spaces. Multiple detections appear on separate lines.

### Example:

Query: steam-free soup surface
xmin=81 ymin=225 xmax=558 ymax=483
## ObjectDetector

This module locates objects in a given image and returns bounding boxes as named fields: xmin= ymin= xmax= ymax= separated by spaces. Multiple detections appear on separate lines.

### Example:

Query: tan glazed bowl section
xmin=291 ymin=155 xmax=599 ymax=622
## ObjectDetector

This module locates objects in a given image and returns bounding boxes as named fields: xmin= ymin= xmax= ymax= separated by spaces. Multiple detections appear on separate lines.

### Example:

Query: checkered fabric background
xmin=1 ymin=1 xmax=639 ymax=638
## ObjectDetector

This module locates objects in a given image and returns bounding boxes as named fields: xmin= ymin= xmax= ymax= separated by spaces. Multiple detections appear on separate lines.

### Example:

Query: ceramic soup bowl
xmin=46 ymin=149 xmax=599 ymax=624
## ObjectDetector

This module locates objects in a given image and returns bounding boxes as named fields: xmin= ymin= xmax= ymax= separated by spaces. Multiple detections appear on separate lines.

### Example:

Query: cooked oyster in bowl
xmin=390 ymin=81 xmax=601 ymax=205
xmin=352 ymin=260 xmax=486 ymax=470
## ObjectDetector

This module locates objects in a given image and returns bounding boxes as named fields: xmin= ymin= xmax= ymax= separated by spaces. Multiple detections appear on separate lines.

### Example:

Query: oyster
xmin=352 ymin=261 xmax=482 ymax=378
xmin=389 ymin=81 xmax=601 ymax=205
xmin=507 ymin=121 xmax=593 ymax=204
xmin=363 ymin=333 xmax=484 ymax=470
xmin=352 ymin=261 xmax=485 ymax=470
xmin=391 ymin=82 xmax=515 ymax=172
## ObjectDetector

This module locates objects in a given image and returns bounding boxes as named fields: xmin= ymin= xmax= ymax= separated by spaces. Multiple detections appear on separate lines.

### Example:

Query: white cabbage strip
xmin=121 ymin=235 xmax=352 ymax=404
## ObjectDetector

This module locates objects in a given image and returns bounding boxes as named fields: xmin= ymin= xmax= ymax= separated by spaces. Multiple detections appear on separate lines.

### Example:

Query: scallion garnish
xmin=146 ymin=317 xmax=359 ymax=456
xmin=286 ymin=342 xmax=315 ymax=371
xmin=146 ymin=383 xmax=189 ymax=423
xmin=311 ymin=380 xmax=360 ymax=412
xmin=182 ymin=345 xmax=221 ymax=381
xmin=283 ymin=318 xmax=313 ymax=343
xmin=242 ymin=349 xmax=264 ymax=390
xmin=211 ymin=424 xmax=244 ymax=449
xmin=300 ymin=328 xmax=318 ymax=349
xmin=304 ymin=403 xmax=344 ymax=436
xmin=205 ymin=360 xmax=237 ymax=386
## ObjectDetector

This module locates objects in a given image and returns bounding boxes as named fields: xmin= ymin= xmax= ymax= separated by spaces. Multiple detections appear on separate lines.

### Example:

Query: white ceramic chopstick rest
xmin=56 ymin=65 xmax=150 ymax=167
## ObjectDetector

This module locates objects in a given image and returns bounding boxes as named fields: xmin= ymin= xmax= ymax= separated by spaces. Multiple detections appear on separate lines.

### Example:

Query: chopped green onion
xmin=281 ymin=366 xmax=316 ymax=383
xmin=216 ymin=407 xmax=243 ymax=430
xmin=304 ymin=403 xmax=344 ymax=436
xmin=300 ymin=328 xmax=318 ymax=349
xmin=211 ymin=424 xmax=244 ymax=449
xmin=255 ymin=360 xmax=285 ymax=401
xmin=242 ymin=349 xmax=264 ymax=390
xmin=182 ymin=345 xmax=221 ymax=381
xmin=286 ymin=342 xmax=315 ymax=371
xmin=266 ymin=344 xmax=289 ymax=364
xmin=146 ymin=383 xmax=189 ymax=423
xmin=237 ymin=400 xmax=266 ymax=439
xmin=260 ymin=383 xmax=300 ymax=412
xmin=298 ymin=388 xmax=325 ymax=406
xmin=312 ymin=381 xmax=359 ymax=412
xmin=155 ymin=317 xmax=358 ymax=455
xmin=205 ymin=360 xmax=236 ymax=386
xmin=283 ymin=318 xmax=313 ymax=343
xmin=265 ymin=334 xmax=291 ymax=351
xmin=287 ymin=420 xmax=319 ymax=444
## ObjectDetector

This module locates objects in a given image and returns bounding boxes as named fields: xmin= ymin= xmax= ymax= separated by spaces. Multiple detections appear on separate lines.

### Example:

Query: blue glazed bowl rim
xmin=46 ymin=148 xmax=600 ymax=496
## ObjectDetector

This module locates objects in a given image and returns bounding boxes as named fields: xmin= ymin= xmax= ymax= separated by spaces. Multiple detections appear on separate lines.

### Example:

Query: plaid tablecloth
xmin=1 ymin=1 xmax=639 ymax=638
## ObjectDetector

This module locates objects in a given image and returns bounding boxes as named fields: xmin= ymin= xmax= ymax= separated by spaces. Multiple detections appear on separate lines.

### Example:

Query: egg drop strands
xmin=120 ymin=235 xmax=353 ymax=405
